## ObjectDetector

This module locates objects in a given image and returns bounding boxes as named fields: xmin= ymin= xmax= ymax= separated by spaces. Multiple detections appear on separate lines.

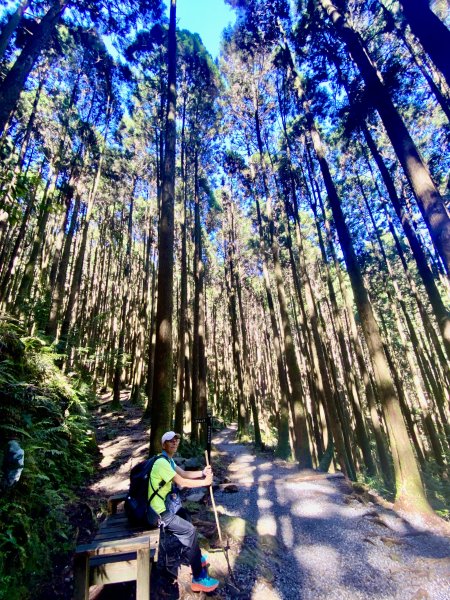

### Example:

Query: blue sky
xmin=165 ymin=0 xmax=236 ymax=58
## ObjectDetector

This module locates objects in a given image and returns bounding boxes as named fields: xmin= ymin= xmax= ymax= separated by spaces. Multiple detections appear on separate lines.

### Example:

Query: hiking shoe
xmin=201 ymin=553 xmax=209 ymax=567
xmin=191 ymin=574 xmax=219 ymax=593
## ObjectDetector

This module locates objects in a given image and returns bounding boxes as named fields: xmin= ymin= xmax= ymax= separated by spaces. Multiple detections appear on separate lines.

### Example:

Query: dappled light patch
xmin=256 ymin=514 xmax=278 ymax=536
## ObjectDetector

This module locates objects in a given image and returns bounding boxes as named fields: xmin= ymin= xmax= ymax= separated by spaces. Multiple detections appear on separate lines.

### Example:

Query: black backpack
xmin=124 ymin=455 xmax=170 ymax=528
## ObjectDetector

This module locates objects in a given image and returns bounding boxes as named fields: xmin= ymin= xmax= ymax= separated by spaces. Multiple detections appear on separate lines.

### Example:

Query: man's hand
xmin=203 ymin=472 xmax=213 ymax=486
xmin=202 ymin=465 xmax=212 ymax=477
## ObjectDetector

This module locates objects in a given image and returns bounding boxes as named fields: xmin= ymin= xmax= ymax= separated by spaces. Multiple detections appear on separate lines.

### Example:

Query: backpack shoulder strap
xmin=148 ymin=455 xmax=172 ymax=503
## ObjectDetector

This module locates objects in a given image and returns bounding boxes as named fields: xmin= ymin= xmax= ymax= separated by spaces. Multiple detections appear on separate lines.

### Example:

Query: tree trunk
xmin=224 ymin=203 xmax=247 ymax=435
xmin=58 ymin=98 xmax=110 ymax=353
xmin=46 ymin=195 xmax=80 ymax=337
xmin=379 ymin=1 xmax=450 ymax=123
xmin=0 ymin=0 xmax=30 ymax=61
xmin=14 ymin=169 xmax=55 ymax=313
xmin=398 ymin=0 xmax=450 ymax=89
xmin=192 ymin=153 xmax=208 ymax=447
xmin=235 ymin=252 xmax=262 ymax=449
xmin=254 ymin=110 xmax=312 ymax=468
xmin=0 ymin=0 xmax=67 ymax=135
xmin=150 ymin=0 xmax=177 ymax=455
xmin=174 ymin=95 xmax=188 ymax=436
xmin=248 ymin=163 xmax=291 ymax=459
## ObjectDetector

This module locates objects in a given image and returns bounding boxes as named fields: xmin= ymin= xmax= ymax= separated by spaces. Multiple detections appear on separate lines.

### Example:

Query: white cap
xmin=161 ymin=431 xmax=180 ymax=445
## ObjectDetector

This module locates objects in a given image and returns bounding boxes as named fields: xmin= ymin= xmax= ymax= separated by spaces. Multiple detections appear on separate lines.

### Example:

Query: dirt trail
xmin=211 ymin=426 xmax=450 ymax=600
xmin=63 ymin=396 xmax=450 ymax=600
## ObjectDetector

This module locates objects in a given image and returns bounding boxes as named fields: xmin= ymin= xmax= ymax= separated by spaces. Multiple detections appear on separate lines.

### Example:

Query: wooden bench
xmin=73 ymin=493 xmax=160 ymax=600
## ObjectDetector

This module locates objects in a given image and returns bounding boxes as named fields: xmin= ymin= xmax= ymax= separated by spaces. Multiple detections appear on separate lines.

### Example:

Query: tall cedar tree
xmin=150 ymin=0 xmax=177 ymax=455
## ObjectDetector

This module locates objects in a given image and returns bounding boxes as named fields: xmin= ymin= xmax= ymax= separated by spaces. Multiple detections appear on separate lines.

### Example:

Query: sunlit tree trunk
xmin=247 ymin=162 xmax=291 ymax=459
xmin=58 ymin=98 xmax=111 ymax=355
xmin=224 ymin=195 xmax=247 ymax=435
xmin=174 ymin=95 xmax=188 ymax=435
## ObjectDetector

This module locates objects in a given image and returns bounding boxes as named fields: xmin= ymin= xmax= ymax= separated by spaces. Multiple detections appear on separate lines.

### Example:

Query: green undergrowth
xmin=0 ymin=316 xmax=98 ymax=600
xmin=421 ymin=459 xmax=450 ymax=520
xmin=358 ymin=458 xmax=450 ymax=520
xmin=237 ymin=422 xmax=279 ymax=454
xmin=177 ymin=437 xmax=206 ymax=459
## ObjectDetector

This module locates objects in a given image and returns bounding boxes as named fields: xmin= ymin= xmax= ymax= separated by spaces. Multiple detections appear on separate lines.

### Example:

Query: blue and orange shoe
xmin=191 ymin=573 xmax=219 ymax=593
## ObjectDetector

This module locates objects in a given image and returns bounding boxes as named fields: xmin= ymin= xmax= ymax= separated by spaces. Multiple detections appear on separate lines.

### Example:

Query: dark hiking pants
xmin=160 ymin=509 xmax=203 ymax=578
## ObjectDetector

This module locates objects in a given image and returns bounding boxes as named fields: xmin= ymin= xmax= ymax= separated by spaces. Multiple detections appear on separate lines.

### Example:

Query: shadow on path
xmin=212 ymin=424 xmax=450 ymax=600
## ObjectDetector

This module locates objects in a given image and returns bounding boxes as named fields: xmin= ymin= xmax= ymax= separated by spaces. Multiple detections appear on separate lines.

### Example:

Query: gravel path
xmin=211 ymin=425 xmax=450 ymax=600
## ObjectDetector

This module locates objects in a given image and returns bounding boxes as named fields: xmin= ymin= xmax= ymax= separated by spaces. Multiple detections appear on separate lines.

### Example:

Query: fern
xmin=0 ymin=316 xmax=97 ymax=599
xmin=0 ymin=424 xmax=32 ymax=438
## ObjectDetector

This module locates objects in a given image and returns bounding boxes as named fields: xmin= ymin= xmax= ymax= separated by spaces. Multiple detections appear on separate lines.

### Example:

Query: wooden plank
xmin=136 ymin=547 xmax=150 ymax=600
xmin=99 ymin=514 xmax=129 ymax=524
xmin=92 ymin=527 xmax=159 ymax=544
xmin=90 ymin=552 xmax=136 ymax=567
xmin=73 ymin=552 xmax=90 ymax=600
xmin=97 ymin=528 xmax=159 ymax=539
xmin=98 ymin=515 xmax=159 ymax=531
xmin=99 ymin=521 xmax=138 ymax=531
xmin=100 ymin=520 xmax=134 ymax=528
xmin=90 ymin=538 xmax=158 ymax=559
xmin=95 ymin=529 xmax=142 ymax=540
xmin=90 ymin=558 xmax=137 ymax=585
xmin=76 ymin=535 xmax=151 ymax=556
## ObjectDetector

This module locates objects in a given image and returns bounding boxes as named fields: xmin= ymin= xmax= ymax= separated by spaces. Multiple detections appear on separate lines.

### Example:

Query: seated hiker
xmin=151 ymin=430 xmax=219 ymax=594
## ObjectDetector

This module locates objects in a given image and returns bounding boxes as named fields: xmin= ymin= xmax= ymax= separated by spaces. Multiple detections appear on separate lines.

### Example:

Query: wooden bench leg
xmin=136 ymin=547 xmax=150 ymax=600
xmin=73 ymin=552 xmax=90 ymax=600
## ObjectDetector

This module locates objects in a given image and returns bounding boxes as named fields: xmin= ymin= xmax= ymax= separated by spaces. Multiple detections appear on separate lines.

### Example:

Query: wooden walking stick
xmin=204 ymin=450 xmax=240 ymax=590
xmin=204 ymin=450 xmax=224 ymax=543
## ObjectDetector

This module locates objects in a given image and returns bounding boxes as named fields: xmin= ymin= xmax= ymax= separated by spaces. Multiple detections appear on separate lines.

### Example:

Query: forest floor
xmin=56 ymin=391 xmax=450 ymax=600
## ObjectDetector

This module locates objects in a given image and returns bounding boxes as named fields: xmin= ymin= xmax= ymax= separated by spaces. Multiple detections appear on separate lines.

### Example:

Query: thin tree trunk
xmin=175 ymin=95 xmax=188 ymax=436
xmin=224 ymin=201 xmax=247 ymax=434
xmin=247 ymin=161 xmax=291 ymax=459
xmin=14 ymin=168 xmax=56 ymax=313
xmin=254 ymin=110 xmax=312 ymax=468
xmin=235 ymin=251 xmax=262 ymax=449
xmin=192 ymin=154 xmax=208 ymax=446
xmin=58 ymin=98 xmax=110 ymax=353
xmin=46 ymin=195 xmax=80 ymax=337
